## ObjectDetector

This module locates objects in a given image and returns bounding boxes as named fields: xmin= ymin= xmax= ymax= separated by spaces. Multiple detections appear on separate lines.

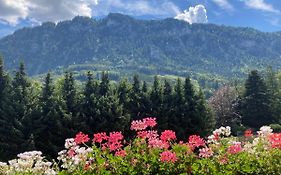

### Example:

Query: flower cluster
xmin=0 ymin=118 xmax=281 ymax=175
xmin=130 ymin=117 xmax=156 ymax=131
xmin=160 ymin=151 xmax=178 ymax=163
xmin=0 ymin=151 xmax=55 ymax=175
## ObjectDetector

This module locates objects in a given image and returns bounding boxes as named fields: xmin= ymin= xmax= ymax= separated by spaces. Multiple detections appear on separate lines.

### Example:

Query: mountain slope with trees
xmin=0 ymin=13 xmax=281 ymax=79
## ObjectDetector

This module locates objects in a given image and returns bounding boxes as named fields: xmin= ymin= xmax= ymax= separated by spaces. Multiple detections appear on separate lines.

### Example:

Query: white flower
xmin=258 ymin=126 xmax=273 ymax=137
xmin=65 ymin=138 xmax=76 ymax=149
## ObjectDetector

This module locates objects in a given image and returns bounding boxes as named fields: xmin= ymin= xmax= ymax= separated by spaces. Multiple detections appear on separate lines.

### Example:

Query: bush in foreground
xmin=0 ymin=118 xmax=281 ymax=175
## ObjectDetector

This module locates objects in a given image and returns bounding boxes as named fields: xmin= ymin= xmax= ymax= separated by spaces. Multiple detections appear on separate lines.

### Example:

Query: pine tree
xmin=193 ymin=89 xmax=215 ymax=136
xmin=149 ymin=76 xmax=164 ymax=128
xmin=33 ymin=73 xmax=66 ymax=159
xmin=0 ymin=62 xmax=31 ymax=160
xmin=0 ymin=56 xmax=17 ymax=160
xmin=169 ymin=78 xmax=186 ymax=139
xmin=96 ymin=95 xmax=130 ymax=133
xmin=161 ymin=80 xmax=173 ymax=130
xmin=265 ymin=67 xmax=281 ymax=123
xmin=129 ymin=75 xmax=142 ymax=119
xmin=99 ymin=71 xmax=110 ymax=96
xmin=241 ymin=70 xmax=274 ymax=129
xmin=118 ymin=78 xmax=131 ymax=110
xmin=80 ymin=71 xmax=99 ymax=133
xmin=62 ymin=71 xmax=77 ymax=115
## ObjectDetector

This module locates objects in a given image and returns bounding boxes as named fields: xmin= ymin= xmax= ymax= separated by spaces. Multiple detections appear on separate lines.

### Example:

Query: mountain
xmin=1 ymin=13 xmax=281 ymax=79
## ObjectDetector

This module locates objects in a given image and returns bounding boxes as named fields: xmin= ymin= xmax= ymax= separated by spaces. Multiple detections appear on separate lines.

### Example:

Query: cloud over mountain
xmin=0 ymin=0 xmax=98 ymax=24
xmin=175 ymin=4 xmax=208 ymax=24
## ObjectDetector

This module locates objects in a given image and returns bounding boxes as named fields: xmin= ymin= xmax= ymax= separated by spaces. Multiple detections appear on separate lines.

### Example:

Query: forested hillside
xmin=0 ymin=13 xmax=281 ymax=79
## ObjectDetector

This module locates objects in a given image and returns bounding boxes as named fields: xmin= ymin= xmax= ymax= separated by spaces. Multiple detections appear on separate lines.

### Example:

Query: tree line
xmin=0 ymin=57 xmax=214 ymax=160
xmin=1 ymin=55 xmax=281 ymax=161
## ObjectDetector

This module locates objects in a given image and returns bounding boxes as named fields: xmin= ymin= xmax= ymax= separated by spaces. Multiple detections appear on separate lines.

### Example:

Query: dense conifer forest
xmin=1 ymin=56 xmax=281 ymax=161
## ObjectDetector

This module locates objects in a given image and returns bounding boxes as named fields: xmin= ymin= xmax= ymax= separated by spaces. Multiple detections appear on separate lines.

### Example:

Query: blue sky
xmin=0 ymin=0 xmax=280 ymax=38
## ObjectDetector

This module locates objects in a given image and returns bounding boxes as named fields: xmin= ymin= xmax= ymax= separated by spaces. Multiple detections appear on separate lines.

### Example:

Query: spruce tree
xmin=193 ymin=89 xmax=215 ymax=136
xmin=62 ymin=71 xmax=77 ymax=115
xmin=34 ymin=73 xmax=65 ymax=159
xmin=241 ymin=70 xmax=274 ymax=129
xmin=129 ymin=75 xmax=142 ymax=119
xmin=0 ymin=56 xmax=18 ymax=160
xmin=99 ymin=71 xmax=110 ymax=96
xmin=80 ymin=71 xmax=99 ymax=133
xmin=149 ymin=76 xmax=164 ymax=128
xmin=169 ymin=78 xmax=186 ymax=139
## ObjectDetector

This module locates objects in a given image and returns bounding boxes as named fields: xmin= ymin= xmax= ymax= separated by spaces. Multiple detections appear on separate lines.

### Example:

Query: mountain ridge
xmin=0 ymin=13 xmax=281 ymax=78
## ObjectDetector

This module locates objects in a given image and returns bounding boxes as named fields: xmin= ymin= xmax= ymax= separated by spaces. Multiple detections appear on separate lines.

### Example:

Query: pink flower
xmin=108 ymin=132 xmax=123 ymax=143
xmin=131 ymin=120 xmax=147 ymax=131
xmin=115 ymin=150 xmax=127 ymax=157
xmin=160 ymin=151 xmax=178 ymax=163
xmin=227 ymin=142 xmax=242 ymax=154
xmin=67 ymin=148 xmax=76 ymax=157
xmin=107 ymin=132 xmax=124 ymax=151
xmin=160 ymin=130 xmax=177 ymax=142
xmin=137 ymin=130 xmax=158 ymax=140
xmin=74 ymin=132 xmax=90 ymax=144
xmin=148 ymin=138 xmax=169 ymax=149
xmin=199 ymin=147 xmax=213 ymax=158
xmin=270 ymin=133 xmax=281 ymax=149
xmin=143 ymin=117 xmax=157 ymax=128
xmin=109 ymin=142 xmax=123 ymax=151
xmin=93 ymin=132 xmax=108 ymax=143
xmin=188 ymin=135 xmax=205 ymax=150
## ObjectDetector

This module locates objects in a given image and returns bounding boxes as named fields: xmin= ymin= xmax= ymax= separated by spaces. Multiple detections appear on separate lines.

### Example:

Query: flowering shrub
xmin=1 ymin=117 xmax=281 ymax=174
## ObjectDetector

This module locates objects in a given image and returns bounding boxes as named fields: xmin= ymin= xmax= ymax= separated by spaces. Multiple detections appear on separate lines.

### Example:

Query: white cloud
xmin=92 ymin=0 xmax=180 ymax=17
xmin=243 ymin=0 xmax=280 ymax=13
xmin=175 ymin=4 xmax=208 ymax=24
xmin=212 ymin=0 xmax=234 ymax=11
xmin=0 ymin=0 xmax=29 ymax=25
xmin=0 ymin=0 xmax=98 ymax=25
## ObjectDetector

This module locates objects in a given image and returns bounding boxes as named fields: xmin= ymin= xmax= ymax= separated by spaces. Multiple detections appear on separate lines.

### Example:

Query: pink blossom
xmin=74 ymin=132 xmax=90 ymax=144
xmin=137 ymin=130 xmax=158 ymax=140
xmin=188 ymin=135 xmax=205 ymax=150
xmin=143 ymin=117 xmax=157 ymax=128
xmin=160 ymin=151 xmax=178 ymax=163
xmin=270 ymin=133 xmax=281 ymax=149
xmin=93 ymin=132 xmax=108 ymax=143
xmin=131 ymin=120 xmax=147 ymax=131
xmin=148 ymin=138 xmax=169 ymax=149
xmin=107 ymin=132 xmax=124 ymax=151
xmin=108 ymin=132 xmax=123 ymax=143
xmin=227 ymin=143 xmax=242 ymax=154
xmin=199 ymin=147 xmax=213 ymax=158
xmin=67 ymin=148 xmax=76 ymax=157
xmin=160 ymin=130 xmax=177 ymax=142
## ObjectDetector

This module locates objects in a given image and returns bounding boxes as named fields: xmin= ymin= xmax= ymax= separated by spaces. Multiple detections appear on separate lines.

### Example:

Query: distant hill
xmin=0 ymin=13 xmax=281 ymax=79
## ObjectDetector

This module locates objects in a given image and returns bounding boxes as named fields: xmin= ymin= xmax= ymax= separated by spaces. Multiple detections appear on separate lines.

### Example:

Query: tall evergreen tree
xmin=0 ymin=56 xmax=18 ymax=160
xmin=265 ymin=67 xmax=281 ymax=123
xmin=129 ymin=75 xmax=142 ymax=119
xmin=149 ymin=76 xmax=164 ymax=128
xmin=80 ymin=71 xmax=99 ymax=133
xmin=241 ymin=70 xmax=274 ymax=129
xmin=62 ymin=71 xmax=77 ymax=115
xmin=193 ymin=89 xmax=215 ymax=136
xmin=99 ymin=71 xmax=110 ymax=96
xmin=1 ymin=62 xmax=32 ymax=159
xmin=34 ymin=73 xmax=66 ymax=159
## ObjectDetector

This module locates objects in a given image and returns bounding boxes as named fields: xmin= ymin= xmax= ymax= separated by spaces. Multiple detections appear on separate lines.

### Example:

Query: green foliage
xmin=240 ymin=70 xmax=274 ymax=129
